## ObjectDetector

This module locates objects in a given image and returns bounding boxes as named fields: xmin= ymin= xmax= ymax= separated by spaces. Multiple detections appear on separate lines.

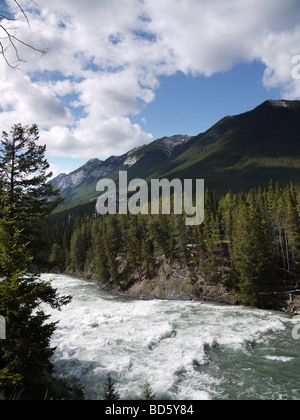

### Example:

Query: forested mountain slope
xmin=51 ymin=99 xmax=300 ymax=213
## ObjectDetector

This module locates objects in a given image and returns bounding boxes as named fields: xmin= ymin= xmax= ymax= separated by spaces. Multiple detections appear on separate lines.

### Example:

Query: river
xmin=42 ymin=273 xmax=300 ymax=400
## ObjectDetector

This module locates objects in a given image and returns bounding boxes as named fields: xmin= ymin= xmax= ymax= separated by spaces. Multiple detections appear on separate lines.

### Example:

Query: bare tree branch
xmin=0 ymin=0 xmax=48 ymax=69
xmin=12 ymin=0 xmax=31 ymax=26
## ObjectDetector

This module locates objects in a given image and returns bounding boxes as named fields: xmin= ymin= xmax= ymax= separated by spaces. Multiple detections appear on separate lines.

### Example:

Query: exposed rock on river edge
xmin=61 ymin=255 xmax=300 ymax=316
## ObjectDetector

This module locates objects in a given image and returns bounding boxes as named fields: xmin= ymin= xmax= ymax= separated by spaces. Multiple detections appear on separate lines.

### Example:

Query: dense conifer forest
xmin=46 ymin=182 xmax=300 ymax=308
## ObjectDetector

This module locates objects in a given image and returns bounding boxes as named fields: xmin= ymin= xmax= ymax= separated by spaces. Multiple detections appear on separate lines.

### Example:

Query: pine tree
xmin=142 ymin=380 xmax=156 ymax=400
xmin=0 ymin=205 xmax=70 ymax=393
xmin=121 ymin=214 xmax=143 ymax=277
xmin=139 ymin=216 xmax=156 ymax=278
xmin=232 ymin=190 xmax=277 ymax=306
xmin=103 ymin=373 xmax=120 ymax=400
xmin=283 ymin=184 xmax=300 ymax=282
xmin=200 ymin=190 xmax=224 ymax=280
xmin=92 ymin=219 xmax=110 ymax=283
xmin=104 ymin=216 xmax=120 ymax=285
xmin=171 ymin=213 xmax=188 ymax=266
xmin=0 ymin=124 xmax=62 ymax=251
xmin=220 ymin=191 xmax=235 ymax=248
xmin=69 ymin=224 xmax=85 ymax=272
xmin=49 ymin=243 xmax=65 ymax=271
xmin=149 ymin=214 xmax=172 ymax=258
xmin=0 ymin=124 xmax=70 ymax=396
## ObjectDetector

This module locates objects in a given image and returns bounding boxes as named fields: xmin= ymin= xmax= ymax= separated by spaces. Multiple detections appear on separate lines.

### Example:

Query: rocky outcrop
xmin=78 ymin=255 xmax=240 ymax=306
xmin=50 ymin=158 xmax=104 ymax=191
xmin=154 ymin=135 xmax=190 ymax=158
xmin=285 ymin=295 xmax=300 ymax=315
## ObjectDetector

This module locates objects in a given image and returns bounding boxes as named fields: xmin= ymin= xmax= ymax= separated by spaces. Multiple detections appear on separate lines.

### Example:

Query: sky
xmin=0 ymin=0 xmax=300 ymax=177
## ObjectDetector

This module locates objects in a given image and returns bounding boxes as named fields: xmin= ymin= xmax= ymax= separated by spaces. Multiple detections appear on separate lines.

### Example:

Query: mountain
xmin=149 ymin=99 xmax=300 ymax=192
xmin=51 ymin=99 xmax=300 ymax=213
xmin=52 ymin=135 xmax=190 ymax=208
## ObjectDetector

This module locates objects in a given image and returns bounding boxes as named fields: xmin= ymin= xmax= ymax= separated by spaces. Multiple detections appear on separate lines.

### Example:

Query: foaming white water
xmin=42 ymin=274 xmax=300 ymax=400
xmin=264 ymin=356 xmax=294 ymax=362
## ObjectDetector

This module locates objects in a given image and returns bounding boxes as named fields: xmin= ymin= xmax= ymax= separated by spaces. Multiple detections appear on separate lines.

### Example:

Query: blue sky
xmin=0 ymin=0 xmax=299 ymax=176
xmin=49 ymin=61 xmax=282 ymax=173
xmin=131 ymin=62 xmax=282 ymax=139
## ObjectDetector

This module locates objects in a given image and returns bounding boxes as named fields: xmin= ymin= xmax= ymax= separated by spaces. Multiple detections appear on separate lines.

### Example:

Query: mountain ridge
xmin=51 ymin=99 xmax=300 ymax=212
xmin=51 ymin=134 xmax=191 ymax=207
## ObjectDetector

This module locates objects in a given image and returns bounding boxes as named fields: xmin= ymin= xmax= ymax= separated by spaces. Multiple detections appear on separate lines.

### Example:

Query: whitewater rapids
xmin=42 ymin=274 xmax=300 ymax=400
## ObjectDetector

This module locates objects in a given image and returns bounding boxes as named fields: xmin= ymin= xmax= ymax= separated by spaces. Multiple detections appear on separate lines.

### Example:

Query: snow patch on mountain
xmin=123 ymin=147 xmax=144 ymax=167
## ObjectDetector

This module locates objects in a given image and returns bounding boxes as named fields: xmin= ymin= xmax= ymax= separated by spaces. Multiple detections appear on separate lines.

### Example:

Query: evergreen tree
xmin=69 ymin=223 xmax=85 ymax=272
xmin=49 ymin=243 xmax=65 ymax=271
xmin=199 ymin=190 xmax=225 ymax=280
xmin=121 ymin=214 xmax=143 ymax=277
xmin=104 ymin=216 xmax=120 ymax=285
xmin=139 ymin=217 xmax=156 ymax=278
xmin=0 ymin=124 xmax=62 ymax=252
xmin=283 ymin=184 xmax=300 ymax=282
xmin=219 ymin=191 xmax=235 ymax=248
xmin=0 ymin=124 xmax=70 ymax=396
xmin=103 ymin=373 xmax=120 ymax=400
xmin=170 ymin=213 xmax=188 ymax=266
xmin=149 ymin=214 xmax=172 ymax=258
xmin=0 ymin=201 xmax=70 ymax=394
xmin=92 ymin=220 xmax=110 ymax=283
xmin=142 ymin=380 xmax=156 ymax=400
xmin=232 ymin=190 xmax=277 ymax=306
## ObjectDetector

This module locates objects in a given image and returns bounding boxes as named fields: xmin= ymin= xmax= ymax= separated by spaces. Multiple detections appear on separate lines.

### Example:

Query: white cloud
xmin=1 ymin=0 xmax=300 ymax=159
xmin=145 ymin=0 xmax=300 ymax=78
xmin=48 ymin=163 xmax=70 ymax=180
xmin=0 ymin=69 xmax=73 ymax=131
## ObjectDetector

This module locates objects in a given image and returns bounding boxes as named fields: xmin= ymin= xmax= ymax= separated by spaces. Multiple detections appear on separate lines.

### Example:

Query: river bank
xmin=59 ymin=255 xmax=299 ymax=315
